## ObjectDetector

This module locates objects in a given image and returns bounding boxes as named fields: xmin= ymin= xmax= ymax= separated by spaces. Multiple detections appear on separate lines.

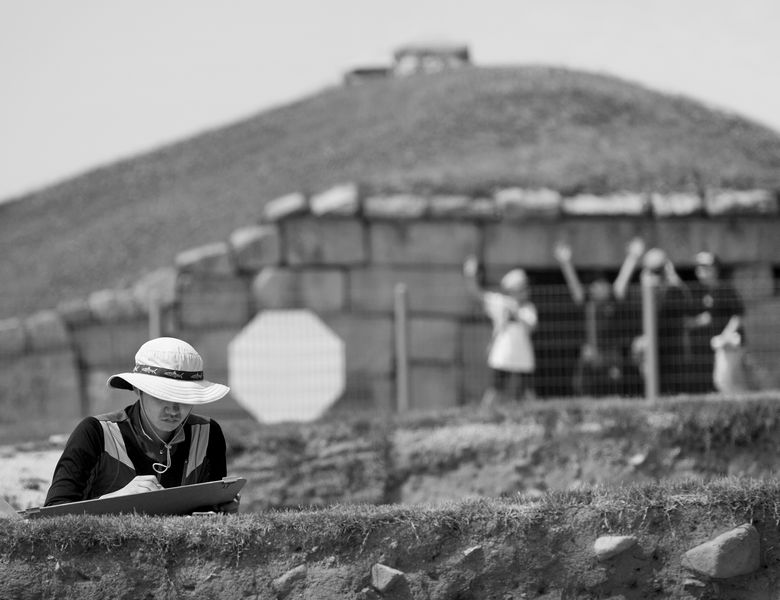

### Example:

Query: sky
xmin=1 ymin=0 xmax=779 ymax=203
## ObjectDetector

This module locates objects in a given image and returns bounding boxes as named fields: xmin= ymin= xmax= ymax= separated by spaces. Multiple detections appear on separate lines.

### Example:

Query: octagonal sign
xmin=228 ymin=310 xmax=345 ymax=423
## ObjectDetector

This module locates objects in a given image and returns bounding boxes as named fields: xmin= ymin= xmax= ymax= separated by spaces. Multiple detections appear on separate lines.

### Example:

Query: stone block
xmin=408 ymin=317 xmax=460 ymax=362
xmin=250 ymin=268 xmax=346 ymax=313
xmin=429 ymin=196 xmax=498 ymax=220
xmin=0 ymin=317 xmax=27 ymax=358
xmin=369 ymin=222 xmax=480 ymax=265
xmin=485 ymin=220 xmax=650 ymax=269
xmin=310 ymin=183 xmax=360 ymax=216
xmin=323 ymin=314 xmax=394 ymax=375
xmin=410 ymin=364 xmax=461 ymax=410
xmin=594 ymin=535 xmax=638 ymax=561
xmin=705 ymin=189 xmax=778 ymax=216
xmin=494 ymin=187 xmax=561 ymax=219
xmin=562 ymin=192 xmax=649 ymax=216
xmin=261 ymin=192 xmax=309 ymax=222
xmin=742 ymin=298 xmax=780 ymax=354
xmin=177 ymin=273 xmax=252 ymax=328
xmin=650 ymin=192 xmax=704 ymax=217
xmin=132 ymin=267 xmax=178 ymax=311
xmin=0 ymin=350 xmax=81 ymax=423
xmin=229 ymin=225 xmax=282 ymax=273
xmin=175 ymin=327 xmax=240 ymax=373
xmin=681 ymin=523 xmax=760 ymax=579
xmin=298 ymin=269 xmax=347 ymax=313
xmin=428 ymin=194 xmax=472 ymax=217
xmin=349 ymin=267 xmax=473 ymax=316
xmin=88 ymin=288 xmax=143 ymax=323
xmin=371 ymin=564 xmax=406 ymax=593
xmin=175 ymin=242 xmax=235 ymax=276
xmin=71 ymin=320 xmax=150 ymax=368
xmin=251 ymin=268 xmax=300 ymax=309
xmin=24 ymin=310 xmax=70 ymax=352
xmin=732 ymin=263 xmax=774 ymax=302
xmin=283 ymin=217 xmax=366 ymax=265
xmin=364 ymin=194 xmax=429 ymax=219
xmin=56 ymin=298 xmax=94 ymax=328
xmin=655 ymin=219 xmax=763 ymax=266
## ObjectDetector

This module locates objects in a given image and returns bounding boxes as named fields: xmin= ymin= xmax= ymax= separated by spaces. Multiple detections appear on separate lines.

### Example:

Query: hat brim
xmin=107 ymin=372 xmax=229 ymax=405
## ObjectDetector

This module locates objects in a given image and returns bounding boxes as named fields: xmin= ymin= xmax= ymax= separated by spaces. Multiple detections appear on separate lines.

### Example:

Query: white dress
xmin=482 ymin=291 xmax=537 ymax=373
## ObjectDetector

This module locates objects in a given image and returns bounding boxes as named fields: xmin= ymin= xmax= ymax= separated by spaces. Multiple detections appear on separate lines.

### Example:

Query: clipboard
xmin=21 ymin=476 xmax=246 ymax=519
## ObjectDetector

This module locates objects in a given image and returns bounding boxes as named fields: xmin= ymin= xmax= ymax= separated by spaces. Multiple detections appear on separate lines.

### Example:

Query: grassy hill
xmin=2 ymin=65 xmax=780 ymax=319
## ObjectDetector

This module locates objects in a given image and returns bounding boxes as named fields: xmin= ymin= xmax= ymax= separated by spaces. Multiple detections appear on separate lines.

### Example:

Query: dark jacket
xmin=45 ymin=402 xmax=226 ymax=505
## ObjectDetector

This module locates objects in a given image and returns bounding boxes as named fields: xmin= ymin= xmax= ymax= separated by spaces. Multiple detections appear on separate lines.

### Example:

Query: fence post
xmin=641 ymin=269 xmax=660 ymax=401
xmin=148 ymin=292 xmax=162 ymax=339
xmin=394 ymin=283 xmax=410 ymax=413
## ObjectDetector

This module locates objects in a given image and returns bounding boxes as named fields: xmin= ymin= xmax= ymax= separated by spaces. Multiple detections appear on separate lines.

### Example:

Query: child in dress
xmin=464 ymin=255 xmax=538 ymax=406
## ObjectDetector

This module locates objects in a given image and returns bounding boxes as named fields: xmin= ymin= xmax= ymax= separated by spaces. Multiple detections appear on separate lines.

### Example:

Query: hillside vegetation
xmin=3 ymin=65 xmax=780 ymax=319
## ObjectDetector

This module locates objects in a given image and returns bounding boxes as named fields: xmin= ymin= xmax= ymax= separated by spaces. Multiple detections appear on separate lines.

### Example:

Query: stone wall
xmin=1 ymin=183 xmax=779 ymax=425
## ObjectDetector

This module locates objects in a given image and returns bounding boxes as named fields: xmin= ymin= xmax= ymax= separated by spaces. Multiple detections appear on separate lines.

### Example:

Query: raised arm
xmin=612 ymin=237 xmax=645 ymax=301
xmin=553 ymin=242 xmax=585 ymax=305
xmin=463 ymin=255 xmax=486 ymax=301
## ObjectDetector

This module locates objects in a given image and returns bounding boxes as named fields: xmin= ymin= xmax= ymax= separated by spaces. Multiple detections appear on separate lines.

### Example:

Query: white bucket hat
xmin=107 ymin=337 xmax=229 ymax=405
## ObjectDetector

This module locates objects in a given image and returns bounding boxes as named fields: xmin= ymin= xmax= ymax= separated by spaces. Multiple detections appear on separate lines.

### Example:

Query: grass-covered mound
xmin=3 ymin=65 xmax=780 ymax=319
xmin=225 ymin=394 xmax=780 ymax=511
xmin=3 ymin=479 xmax=780 ymax=599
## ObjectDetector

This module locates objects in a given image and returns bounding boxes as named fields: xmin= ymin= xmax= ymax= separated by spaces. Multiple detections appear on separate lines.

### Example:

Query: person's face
xmin=695 ymin=264 xmax=718 ymax=286
xmin=138 ymin=391 xmax=191 ymax=433
xmin=589 ymin=279 xmax=611 ymax=302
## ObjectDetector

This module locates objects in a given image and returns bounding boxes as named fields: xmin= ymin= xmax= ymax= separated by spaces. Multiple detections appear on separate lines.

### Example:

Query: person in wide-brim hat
xmin=45 ymin=337 xmax=237 ymax=512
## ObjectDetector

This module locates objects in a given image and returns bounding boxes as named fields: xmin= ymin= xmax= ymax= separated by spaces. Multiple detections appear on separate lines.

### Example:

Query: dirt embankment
xmin=4 ymin=395 xmax=780 ymax=599
xmin=3 ymin=480 xmax=780 ymax=600
xmin=229 ymin=395 xmax=780 ymax=512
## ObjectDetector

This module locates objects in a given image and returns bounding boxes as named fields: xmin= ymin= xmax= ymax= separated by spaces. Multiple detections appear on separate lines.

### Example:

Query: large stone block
xmin=251 ymin=268 xmax=299 ymax=309
xmin=408 ymin=317 xmax=460 ymax=362
xmin=409 ymin=364 xmax=461 ymax=410
xmin=261 ymin=192 xmax=308 ymax=223
xmin=562 ymin=193 xmax=649 ymax=216
xmin=283 ymin=217 xmax=366 ymax=265
xmin=177 ymin=273 xmax=252 ymax=328
xmin=310 ymin=183 xmax=360 ymax=217
xmin=298 ymin=269 xmax=347 ymax=313
xmin=494 ymin=188 xmax=561 ymax=219
xmin=230 ymin=225 xmax=281 ymax=273
xmin=88 ymin=289 xmax=143 ymax=323
xmin=250 ymin=268 xmax=346 ymax=313
xmin=323 ymin=314 xmax=394 ymax=375
xmin=0 ymin=350 xmax=81 ymax=423
xmin=24 ymin=310 xmax=70 ymax=352
xmin=484 ymin=220 xmax=650 ymax=269
xmin=349 ymin=267 xmax=473 ymax=316
xmin=655 ymin=219 xmax=763 ymax=266
xmin=364 ymin=194 xmax=429 ymax=219
xmin=650 ymin=192 xmax=704 ymax=218
xmin=175 ymin=327 xmax=240 ymax=373
xmin=369 ymin=222 xmax=480 ymax=265
xmin=732 ymin=263 xmax=774 ymax=302
xmin=71 ymin=320 xmax=150 ymax=368
xmin=175 ymin=242 xmax=235 ymax=275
